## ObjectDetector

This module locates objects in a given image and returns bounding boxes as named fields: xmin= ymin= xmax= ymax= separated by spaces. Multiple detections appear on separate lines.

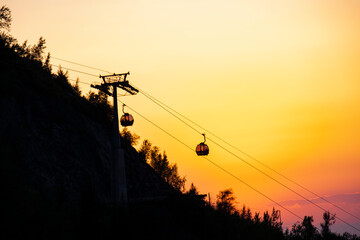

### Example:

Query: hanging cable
xmin=68 ymin=78 xmax=92 ymax=86
xmin=48 ymin=57 xmax=360 ymax=230
xmin=135 ymin=87 xmax=203 ymax=135
xmin=116 ymin=99 xmax=303 ymax=221
xmin=51 ymin=64 xmax=99 ymax=77
xmin=135 ymin=84 xmax=360 ymax=224
xmin=52 ymin=56 xmax=113 ymax=74
xmin=119 ymin=99 xmax=360 ymax=233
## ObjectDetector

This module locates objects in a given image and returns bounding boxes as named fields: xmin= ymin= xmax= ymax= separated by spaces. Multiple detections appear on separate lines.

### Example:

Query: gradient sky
xmin=4 ymin=0 xmax=360 ymax=234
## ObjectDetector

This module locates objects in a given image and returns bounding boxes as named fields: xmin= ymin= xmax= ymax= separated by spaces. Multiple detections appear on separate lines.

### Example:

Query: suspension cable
xmin=50 ymin=58 xmax=360 ymax=231
xmin=52 ymin=56 xmax=112 ymax=74
xmin=117 ymin=99 xmax=303 ymax=221
xmin=135 ymin=84 xmax=360 ymax=223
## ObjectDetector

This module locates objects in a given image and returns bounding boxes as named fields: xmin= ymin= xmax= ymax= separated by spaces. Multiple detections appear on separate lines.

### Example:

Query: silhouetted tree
xmin=254 ymin=211 xmax=261 ymax=224
xmin=302 ymin=216 xmax=317 ymax=240
xmin=184 ymin=183 xmax=207 ymax=203
xmin=270 ymin=208 xmax=282 ymax=230
xmin=149 ymin=148 xmax=186 ymax=192
xmin=86 ymin=90 xmax=112 ymax=121
xmin=138 ymin=139 xmax=152 ymax=162
xmin=216 ymin=188 xmax=237 ymax=215
xmin=320 ymin=211 xmax=336 ymax=238
xmin=0 ymin=6 xmax=49 ymax=65
xmin=342 ymin=232 xmax=360 ymax=240
xmin=0 ymin=5 xmax=11 ymax=31
xmin=43 ymin=52 xmax=52 ymax=72
xmin=149 ymin=146 xmax=163 ymax=172
xmin=120 ymin=127 xmax=140 ymax=146
xmin=246 ymin=207 xmax=252 ymax=220
xmin=137 ymin=140 xmax=187 ymax=191
xmin=0 ymin=5 xmax=16 ymax=49
xmin=56 ymin=66 xmax=69 ymax=81
xmin=30 ymin=36 xmax=46 ymax=62
xmin=110 ymin=136 xmax=186 ymax=191
xmin=186 ymin=183 xmax=199 ymax=196
xmin=263 ymin=211 xmax=271 ymax=227
xmin=288 ymin=221 xmax=303 ymax=240
xmin=287 ymin=216 xmax=320 ymax=240
xmin=166 ymin=162 xmax=186 ymax=192
xmin=239 ymin=205 xmax=252 ymax=221
xmin=72 ymin=77 xmax=82 ymax=96
xmin=13 ymin=40 xmax=31 ymax=58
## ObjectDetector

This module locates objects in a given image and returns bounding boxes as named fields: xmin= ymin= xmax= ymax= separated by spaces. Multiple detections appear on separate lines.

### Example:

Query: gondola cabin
xmin=196 ymin=142 xmax=209 ymax=156
xmin=120 ymin=113 xmax=134 ymax=126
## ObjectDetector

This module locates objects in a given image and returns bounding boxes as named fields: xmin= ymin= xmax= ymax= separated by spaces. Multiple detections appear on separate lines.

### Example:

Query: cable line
xmin=51 ymin=64 xmax=99 ymax=77
xmin=52 ymin=56 xmax=113 ymax=74
xmin=68 ymin=78 xmax=93 ymax=86
xmin=48 ymin=57 xmax=360 ymax=230
xmin=136 ymin=87 xmax=203 ymax=135
xmin=116 ymin=99 xmax=303 ymax=221
xmin=135 ymin=85 xmax=360 ymax=224
xmin=120 ymin=98 xmax=360 ymax=233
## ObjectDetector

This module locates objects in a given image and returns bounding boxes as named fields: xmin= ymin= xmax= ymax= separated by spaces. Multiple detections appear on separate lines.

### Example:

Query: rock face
xmin=0 ymin=45 xmax=175 ymax=204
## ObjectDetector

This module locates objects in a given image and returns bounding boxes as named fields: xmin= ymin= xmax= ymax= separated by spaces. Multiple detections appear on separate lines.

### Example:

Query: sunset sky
xmin=4 ymin=0 xmax=360 ymax=234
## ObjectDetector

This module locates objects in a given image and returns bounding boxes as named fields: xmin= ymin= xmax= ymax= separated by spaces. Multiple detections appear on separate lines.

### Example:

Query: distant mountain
xmin=278 ymin=193 xmax=360 ymax=207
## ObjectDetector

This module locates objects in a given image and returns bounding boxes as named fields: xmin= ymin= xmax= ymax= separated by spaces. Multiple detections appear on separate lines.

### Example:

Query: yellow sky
xmin=4 ymin=0 xmax=360 ymax=227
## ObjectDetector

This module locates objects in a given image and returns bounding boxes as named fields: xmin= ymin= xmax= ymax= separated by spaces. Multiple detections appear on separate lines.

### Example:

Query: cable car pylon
xmin=91 ymin=72 xmax=138 ymax=204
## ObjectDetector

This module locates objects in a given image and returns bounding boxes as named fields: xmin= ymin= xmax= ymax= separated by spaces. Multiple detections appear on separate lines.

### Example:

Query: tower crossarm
xmin=92 ymin=72 xmax=138 ymax=96
xmin=115 ymin=81 xmax=139 ymax=95
xmin=90 ymin=83 xmax=112 ymax=96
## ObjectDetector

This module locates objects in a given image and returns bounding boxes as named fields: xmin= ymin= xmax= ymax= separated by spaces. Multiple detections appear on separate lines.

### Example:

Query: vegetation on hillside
xmin=120 ymin=128 xmax=187 ymax=192
xmin=137 ymin=138 xmax=186 ymax=192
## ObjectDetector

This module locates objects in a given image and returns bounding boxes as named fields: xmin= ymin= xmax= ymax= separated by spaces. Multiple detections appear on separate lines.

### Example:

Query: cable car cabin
xmin=196 ymin=142 xmax=209 ymax=156
xmin=120 ymin=113 xmax=134 ymax=126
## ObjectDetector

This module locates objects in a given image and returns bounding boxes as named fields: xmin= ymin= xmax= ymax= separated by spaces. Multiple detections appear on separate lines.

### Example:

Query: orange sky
xmin=4 ymin=0 xmax=360 ymax=233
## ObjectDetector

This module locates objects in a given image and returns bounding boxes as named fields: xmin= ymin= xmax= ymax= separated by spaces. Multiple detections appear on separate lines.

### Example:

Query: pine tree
xmin=216 ymin=188 xmax=237 ymax=215
xmin=31 ymin=36 xmax=46 ymax=62
xmin=0 ymin=5 xmax=11 ymax=31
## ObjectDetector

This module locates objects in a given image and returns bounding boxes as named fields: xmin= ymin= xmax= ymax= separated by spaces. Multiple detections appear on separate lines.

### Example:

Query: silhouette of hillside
xmin=0 ymin=40 xmax=176 ymax=202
